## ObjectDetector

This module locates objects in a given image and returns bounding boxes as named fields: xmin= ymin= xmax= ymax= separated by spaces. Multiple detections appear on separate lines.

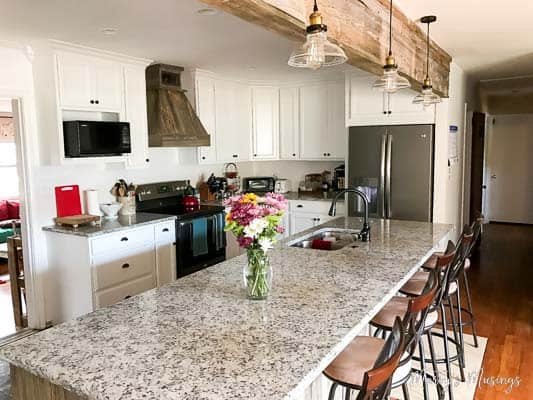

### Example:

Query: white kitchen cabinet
xmin=196 ymin=74 xmax=218 ymax=164
xmin=154 ymin=221 xmax=177 ymax=286
xmin=251 ymin=86 xmax=279 ymax=160
xmin=345 ymin=72 xmax=435 ymax=126
xmin=288 ymin=200 xmax=345 ymax=235
xmin=56 ymin=52 xmax=123 ymax=112
xmin=124 ymin=64 xmax=150 ymax=168
xmin=327 ymin=81 xmax=347 ymax=159
xmin=215 ymin=80 xmax=251 ymax=162
xmin=279 ymin=87 xmax=300 ymax=160
xmin=45 ymin=220 xmax=176 ymax=323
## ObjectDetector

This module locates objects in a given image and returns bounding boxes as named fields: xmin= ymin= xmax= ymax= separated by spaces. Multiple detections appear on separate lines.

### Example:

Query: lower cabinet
xmin=45 ymin=220 xmax=176 ymax=323
xmin=289 ymin=200 xmax=346 ymax=236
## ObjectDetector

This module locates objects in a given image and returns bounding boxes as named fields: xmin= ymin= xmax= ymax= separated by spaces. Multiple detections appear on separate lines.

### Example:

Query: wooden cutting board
xmin=54 ymin=214 xmax=101 ymax=228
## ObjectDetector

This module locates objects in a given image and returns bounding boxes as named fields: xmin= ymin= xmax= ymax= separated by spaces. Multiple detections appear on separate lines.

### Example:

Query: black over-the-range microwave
xmin=63 ymin=121 xmax=131 ymax=158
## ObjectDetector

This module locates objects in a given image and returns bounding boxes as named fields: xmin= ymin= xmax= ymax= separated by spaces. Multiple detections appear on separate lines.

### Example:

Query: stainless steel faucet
xmin=328 ymin=188 xmax=371 ymax=242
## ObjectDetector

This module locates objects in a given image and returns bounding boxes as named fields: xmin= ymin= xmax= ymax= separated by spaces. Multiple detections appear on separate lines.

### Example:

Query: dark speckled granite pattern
xmin=1 ymin=218 xmax=452 ymax=400
xmin=42 ymin=213 xmax=176 ymax=237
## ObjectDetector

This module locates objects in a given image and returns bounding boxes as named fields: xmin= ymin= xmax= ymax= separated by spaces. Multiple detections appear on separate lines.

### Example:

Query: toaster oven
xmin=242 ymin=177 xmax=275 ymax=194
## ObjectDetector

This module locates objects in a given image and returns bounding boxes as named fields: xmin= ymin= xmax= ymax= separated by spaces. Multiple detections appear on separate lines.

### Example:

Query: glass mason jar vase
xmin=243 ymin=247 xmax=272 ymax=300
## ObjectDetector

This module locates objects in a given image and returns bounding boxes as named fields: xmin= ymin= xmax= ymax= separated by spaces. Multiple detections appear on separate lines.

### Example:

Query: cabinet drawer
xmin=289 ymin=200 xmax=345 ymax=215
xmin=94 ymin=274 xmax=156 ymax=309
xmin=93 ymin=245 xmax=155 ymax=290
xmin=91 ymin=226 xmax=154 ymax=255
xmin=154 ymin=221 xmax=175 ymax=243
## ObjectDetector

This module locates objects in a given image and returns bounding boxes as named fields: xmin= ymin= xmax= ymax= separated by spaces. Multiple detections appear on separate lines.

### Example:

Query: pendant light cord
xmin=426 ymin=21 xmax=430 ymax=79
xmin=314 ymin=0 xmax=318 ymax=12
xmin=389 ymin=0 xmax=393 ymax=56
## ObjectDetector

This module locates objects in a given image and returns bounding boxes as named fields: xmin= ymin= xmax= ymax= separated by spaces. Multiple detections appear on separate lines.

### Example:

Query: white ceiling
xmin=396 ymin=0 xmax=533 ymax=80
xmin=0 ymin=0 xmax=350 ymax=82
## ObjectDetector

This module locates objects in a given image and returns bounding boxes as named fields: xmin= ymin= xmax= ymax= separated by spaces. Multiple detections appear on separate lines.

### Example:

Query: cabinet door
xmin=328 ymin=81 xmax=347 ymax=159
xmin=56 ymin=53 xmax=93 ymax=109
xmin=215 ymin=81 xmax=251 ymax=162
xmin=345 ymin=74 xmax=388 ymax=126
xmin=155 ymin=222 xmax=176 ymax=286
xmin=387 ymin=88 xmax=435 ymax=124
xmin=226 ymin=231 xmax=246 ymax=260
xmin=91 ymin=59 xmax=123 ymax=111
xmin=124 ymin=64 xmax=150 ymax=168
xmin=299 ymin=84 xmax=328 ymax=159
xmin=290 ymin=212 xmax=316 ymax=235
xmin=279 ymin=87 xmax=300 ymax=160
xmin=196 ymin=75 xmax=218 ymax=164
xmin=251 ymin=87 xmax=279 ymax=159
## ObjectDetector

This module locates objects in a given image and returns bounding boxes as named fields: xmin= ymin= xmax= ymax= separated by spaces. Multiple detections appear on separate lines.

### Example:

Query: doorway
xmin=469 ymin=112 xmax=485 ymax=223
xmin=485 ymin=114 xmax=533 ymax=224
xmin=0 ymin=98 xmax=29 ymax=340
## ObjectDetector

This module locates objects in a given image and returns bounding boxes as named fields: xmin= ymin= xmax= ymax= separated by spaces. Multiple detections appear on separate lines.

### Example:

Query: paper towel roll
xmin=84 ymin=190 xmax=100 ymax=216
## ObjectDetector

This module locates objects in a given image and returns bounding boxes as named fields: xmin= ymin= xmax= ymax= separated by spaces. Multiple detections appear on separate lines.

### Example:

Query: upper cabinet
xmin=345 ymin=72 xmax=435 ymax=126
xmin=251 ymin=86 xmax=279 ymax=160
xmin=196 ymin=74 xmax=218 ymax=164
xmin=56 ymin=52 xmax=123 ymax=112
xmin=299 ymin=81 xmax=346 ymax=160
xmin=279 ymin=87 xmax=299 ymax=160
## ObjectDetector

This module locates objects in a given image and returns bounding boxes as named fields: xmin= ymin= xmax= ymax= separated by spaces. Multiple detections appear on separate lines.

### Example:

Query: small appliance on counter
xmin=224 ymin=163 xmax=240 ymax=194
xmin=274 ymin=179 xmax=290 ymax=194
xmin=333 ymin=164 xmax=345 ymax=191
xmin=242 ymin=176 xmax=275 ymax=194
xmin=136 ymin=181 xmax=226 ymax=278
xmin=205 ymin=174 xmax=229 ymax=200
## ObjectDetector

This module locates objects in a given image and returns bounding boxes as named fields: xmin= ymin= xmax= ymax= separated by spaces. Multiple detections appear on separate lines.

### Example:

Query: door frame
xmin=0 ymin=93 xmax=46 ymax=330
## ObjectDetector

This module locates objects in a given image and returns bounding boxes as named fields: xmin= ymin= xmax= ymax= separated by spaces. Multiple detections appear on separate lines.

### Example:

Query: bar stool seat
xmin=401 ymin=271 xmax=457 ymax=296
xmin=372 ymin=296 xmax=439 ymax=331
xmin=324 ymin=336 xmax=385 ymax=386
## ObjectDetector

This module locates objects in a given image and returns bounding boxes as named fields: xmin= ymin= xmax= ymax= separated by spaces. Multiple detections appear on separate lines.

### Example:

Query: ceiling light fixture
xmin=288 ymin=0 xmax=347 ymax=70
xmin=372 ymin=0 xmax=410 ymax=93
xmin=197 ymin=8 xmax=218 ymax=16
xmin=413 ymin=16 xmax=441 ymax=106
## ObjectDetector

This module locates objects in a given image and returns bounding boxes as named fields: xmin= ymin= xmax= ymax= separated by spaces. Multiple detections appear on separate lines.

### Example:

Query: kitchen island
xmin=0 ymin=217 xmax=452 ymax=400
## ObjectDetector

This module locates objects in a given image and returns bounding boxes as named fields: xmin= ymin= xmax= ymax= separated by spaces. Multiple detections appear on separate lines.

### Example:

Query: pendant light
xmin=413 ymin=16 xmax=442 ymax=106
xmin=373 ymin=0 xmax=411 ymax=92
xmin=288 ymin=0 xmax=347 ymax=70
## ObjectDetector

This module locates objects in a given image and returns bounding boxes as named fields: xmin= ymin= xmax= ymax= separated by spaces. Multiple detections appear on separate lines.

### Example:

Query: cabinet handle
xmin=292 ymin=153 xmax=296 ymax=157
xmin=323 ymin=153 xmax=327 ymax=156
xmin=162 ymin=228 xmax=169 ymax=232
xmin=232 ymin=154 xmax=238 ymax=158
xmin=383 ymin=111 xmax=387 ymax=114
xmin=254 ymin=154 xmax=257 ymax=157
xmin=201 ymin=156 xmax=206 ymax=160
xmin=95 ymin=100 xmax=99 ymax=104
xmin=145 ymin=158 xmax=150 ymax=163
xmin=120 ymin=237 xmax=128 ymax=242
xmin=90 ymin=100 xmax=95 ymax=104
xmin=124 ymin=295 xmax=132 ymax=299
xmin=327 ymin=153 xmax=331 ymax=156
xmin=297 ymin=204 xmax=303 ymax=208
xmin=388 ymin=110 xmax=392 ymax=114
xmin=121 ymin=263 xmax=130 ymax=269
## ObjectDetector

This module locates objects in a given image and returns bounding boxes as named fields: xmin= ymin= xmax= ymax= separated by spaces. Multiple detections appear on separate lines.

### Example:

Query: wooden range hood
xmin=146 ymin=64 xmax=210 ymax=147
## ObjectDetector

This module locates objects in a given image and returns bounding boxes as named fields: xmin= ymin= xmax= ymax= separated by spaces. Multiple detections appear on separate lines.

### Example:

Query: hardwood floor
xmin=467 ymin=223 xmax=532 ymax=399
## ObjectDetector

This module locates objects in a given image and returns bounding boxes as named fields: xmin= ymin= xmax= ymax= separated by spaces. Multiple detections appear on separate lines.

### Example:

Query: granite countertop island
xmin=1 ymin=217 xmax=452 ymax=400
xmin=42 ymin=212 xmax=176 ymax=237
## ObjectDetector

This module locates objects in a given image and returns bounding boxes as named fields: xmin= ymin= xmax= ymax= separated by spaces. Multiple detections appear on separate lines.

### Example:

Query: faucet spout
xmin=329 ymin=188 xmax=371 ymax=242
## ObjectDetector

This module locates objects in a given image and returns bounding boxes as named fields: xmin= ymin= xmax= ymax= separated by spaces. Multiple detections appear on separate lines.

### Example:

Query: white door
xmin=327 ymin=81 xmax=347 ymax=159
xmin=196 ymin=75 xmax=218 ymax=164
xmin=251 ymin=87 xmax=279 ymax=159
xmin=300 ymin=84 xmax=328 ymax=159
xmin=56 ymin=53 xmax=93 ymax=108
xmin=486 ymin=115 xmax=533 ymax=224
xmin=124 ymin=64 xmax=150 ymax=168
xmin=91 ymin=59 xmax=123 ymax=111
xmin=279 ymin=87 xmax=300 ymax=160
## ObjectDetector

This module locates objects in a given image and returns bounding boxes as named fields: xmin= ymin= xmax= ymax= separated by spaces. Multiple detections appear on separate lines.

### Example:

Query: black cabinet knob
xmin=254 ymin=154 xmax=257 ymax=157
xmin=327 ymin=153 xmax=331 ymax=156
xmin=323 ymin=153 xmax=327 ymax=156
xmin=90 ymin=100 xmax=95 ymax=104
xmin=297 ymin=204 xmax=303 ymax=208
xmin=145 ymin=158 xmax=150 ymax=163
xmin=292 ymin=153 xmax=296 ymax=157
xmin=95 ymin=100 xmax=99 ymax=104
xmin=388 ymin=110 xmax=392 ymax=114
xmin=120 ymin=237 xmax=128 ymax=242
xmin=201 ymin=156 xmax=206 ymax=160
xmin=162 ymin=228 xmax=169 ymax=232
xmin=232 ymin=154 xmax=238 ymax=158
xmin=124 ymin=295 xmax=132 ymax=299
xmin=121 ymin=263 xmax=130 ymax=269
xmin=383 ymin=111 xmax=387 ymax=114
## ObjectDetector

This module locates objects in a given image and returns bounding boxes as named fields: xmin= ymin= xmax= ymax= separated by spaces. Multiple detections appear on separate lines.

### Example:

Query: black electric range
xmin=136 ymin=181 xmax=226 ymax=278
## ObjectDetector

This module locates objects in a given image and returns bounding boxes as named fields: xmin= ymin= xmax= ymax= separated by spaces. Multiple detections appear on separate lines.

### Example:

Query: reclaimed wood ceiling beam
xmin=200 ymin=0 xmax=451 ymax=96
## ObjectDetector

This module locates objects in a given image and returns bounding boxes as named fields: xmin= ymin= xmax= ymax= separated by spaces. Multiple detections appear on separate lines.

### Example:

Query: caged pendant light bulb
xmin=413 ymin=16 xmax=442 ymax=106
xmin=288 ymin=0 xmax=347 ymax=70
xmin=373 ymin=0 xmax=411 ymax=93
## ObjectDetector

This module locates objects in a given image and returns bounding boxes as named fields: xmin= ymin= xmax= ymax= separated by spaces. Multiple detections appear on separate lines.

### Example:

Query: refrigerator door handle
xmin=380 ymin=134 xmax=387 ymax=218
xmin=386 ymin=134 xmax=392 ymax=218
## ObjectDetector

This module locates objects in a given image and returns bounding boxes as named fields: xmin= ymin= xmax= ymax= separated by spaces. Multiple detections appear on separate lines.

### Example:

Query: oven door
xmin=176 ymin=213 xmax=226 ymax=278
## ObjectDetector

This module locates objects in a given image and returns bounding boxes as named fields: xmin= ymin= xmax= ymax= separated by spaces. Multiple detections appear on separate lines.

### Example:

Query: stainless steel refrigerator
xmin=347 ymin=125 xmax=434 ymax=222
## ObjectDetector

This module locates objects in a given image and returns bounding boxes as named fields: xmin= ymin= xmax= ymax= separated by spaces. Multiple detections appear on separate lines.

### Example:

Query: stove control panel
xmin=136 ymin=180 xmax=188 ymax=202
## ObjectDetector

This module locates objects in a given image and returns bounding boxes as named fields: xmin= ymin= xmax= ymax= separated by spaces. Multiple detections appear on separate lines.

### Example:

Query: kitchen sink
xmin=288 ymin=228 xmax=361 ymax=251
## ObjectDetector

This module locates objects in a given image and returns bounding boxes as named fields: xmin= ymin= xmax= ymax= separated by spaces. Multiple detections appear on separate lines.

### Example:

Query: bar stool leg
xmin=402 ymin=382 xmax=411 ymax=400
xmin=462 ymin=270 xmax=479 ymax=348
xmin=427 ymin=330 xmax=445 ymax=400
xmin=328 ymin=382 xmax=338 ymax=400
xmin=440 ymin=302 xmax=454 ymax=400
xmin=344 ymin=387 xmax=351 ymax=400
xmin=418 ymin=341 xmax=430 ymax=400
xmin=455 ymin=286 xmax=466 ymax=367
xmin=446 ymin=296 xmax=466 ymax=382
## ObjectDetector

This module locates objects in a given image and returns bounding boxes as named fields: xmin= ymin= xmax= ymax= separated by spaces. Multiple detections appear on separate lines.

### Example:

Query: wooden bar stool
xmin=370 ymin=266 xmax=442 ymax=400
xmin=7 ymin=236 xmax=27 ymax=328
xmin=324 ymin=317 xmax=405 ymax=400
